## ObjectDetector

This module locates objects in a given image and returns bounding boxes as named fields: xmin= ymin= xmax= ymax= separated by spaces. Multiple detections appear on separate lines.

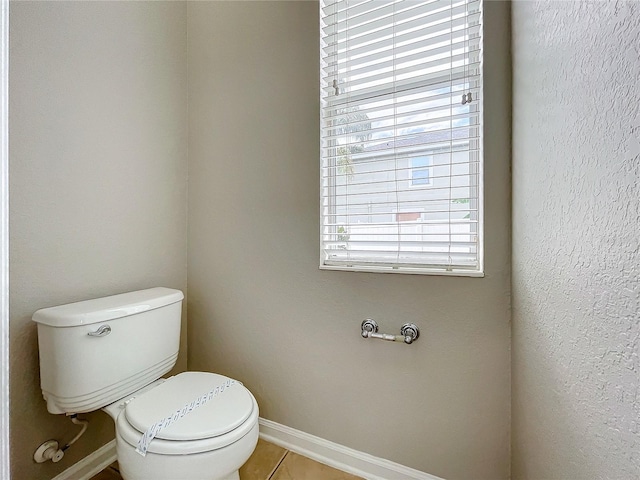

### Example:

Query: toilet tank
xmin=32 ymin=287 xmax=183 ymax=415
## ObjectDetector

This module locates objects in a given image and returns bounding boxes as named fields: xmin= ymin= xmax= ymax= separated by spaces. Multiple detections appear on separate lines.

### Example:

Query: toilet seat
xmin=116 ymin=372 xmax=258 ymax=455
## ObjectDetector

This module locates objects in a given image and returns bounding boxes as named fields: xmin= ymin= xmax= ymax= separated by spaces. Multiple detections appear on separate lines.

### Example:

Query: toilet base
xmin=115 ymin=462 xmax=240 ymax=480
xmin=221 ymin=472 xmax=240 ymax=480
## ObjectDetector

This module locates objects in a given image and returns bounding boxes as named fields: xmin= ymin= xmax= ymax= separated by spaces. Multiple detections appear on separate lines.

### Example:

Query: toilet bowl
xmin=105 ymin=372 xmax=259 ymax=480
xmin=32 ymin=287 xmax=258 ymax=480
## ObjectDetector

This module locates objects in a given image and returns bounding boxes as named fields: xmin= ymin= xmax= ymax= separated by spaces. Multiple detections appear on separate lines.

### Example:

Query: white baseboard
xmin=51 ymin=439 xmax=117 ymax=480
xmin=49 ymin=421 xmax=443 ymax=480
xmin=258 ymin=418 xmax=444 ymax=480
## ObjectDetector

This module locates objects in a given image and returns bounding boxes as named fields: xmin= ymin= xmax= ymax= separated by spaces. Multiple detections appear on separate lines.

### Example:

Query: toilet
xmin=32 ymin=287 xmax=259 ymax=480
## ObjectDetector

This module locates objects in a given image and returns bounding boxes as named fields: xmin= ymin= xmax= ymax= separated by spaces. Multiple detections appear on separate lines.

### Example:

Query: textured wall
xmin=9 ymin=3 xmax=188 ymax=479
xmin=187 ymin=2 xmax=511 ymax=479
xmin=512 ymin=1 xmax=640 ymax=478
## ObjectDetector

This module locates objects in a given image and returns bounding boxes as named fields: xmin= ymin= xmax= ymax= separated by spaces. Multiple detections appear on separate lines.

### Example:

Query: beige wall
xmin=9 ymin=2 xmax=188 ymax=479
xmin=512 ymin=1 xmax=640 ymax=478
xmin=187 ymin=2 xmax=511 ymax=479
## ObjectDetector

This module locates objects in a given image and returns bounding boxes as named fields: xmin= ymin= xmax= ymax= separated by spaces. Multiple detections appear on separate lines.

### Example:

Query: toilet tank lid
xmin=32 ymin=287 xmax=184 ymax=327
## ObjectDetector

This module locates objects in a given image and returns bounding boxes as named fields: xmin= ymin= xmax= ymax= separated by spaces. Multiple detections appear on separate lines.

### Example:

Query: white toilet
xmin=32 ymin=287 xmax=259 ymax=480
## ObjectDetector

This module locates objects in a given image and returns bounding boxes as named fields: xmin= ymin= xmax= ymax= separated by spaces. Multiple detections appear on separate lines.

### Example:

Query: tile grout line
xmin=266 ymin=449 xmax=291 ymax=480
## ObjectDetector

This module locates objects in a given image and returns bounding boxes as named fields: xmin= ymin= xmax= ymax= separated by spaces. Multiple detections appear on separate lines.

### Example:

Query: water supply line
xmin=63 ymin=414 xmax=89 ymax=451
xmin=33 ymin=414 xmax=89 ymax=464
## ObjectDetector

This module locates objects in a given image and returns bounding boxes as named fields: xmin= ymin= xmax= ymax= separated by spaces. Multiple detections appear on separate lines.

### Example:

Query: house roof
xmin=363 ymin=128 xmax=470 ymax=153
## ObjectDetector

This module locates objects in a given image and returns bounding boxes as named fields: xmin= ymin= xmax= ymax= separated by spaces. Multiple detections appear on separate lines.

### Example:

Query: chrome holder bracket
xmin=361 ymin=319 xmax=419 ymax=345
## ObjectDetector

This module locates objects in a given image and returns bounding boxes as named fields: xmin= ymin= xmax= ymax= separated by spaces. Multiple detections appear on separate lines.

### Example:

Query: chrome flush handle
xmin=87 ymin=325 xmax=111 ymax=337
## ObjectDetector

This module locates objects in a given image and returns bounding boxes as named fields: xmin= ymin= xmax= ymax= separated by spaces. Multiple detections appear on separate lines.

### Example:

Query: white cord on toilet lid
xmin=135 ymin=378 xmax=241 ymax=457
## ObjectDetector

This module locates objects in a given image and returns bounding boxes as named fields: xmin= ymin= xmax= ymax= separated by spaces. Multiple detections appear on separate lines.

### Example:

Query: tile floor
xmin=90 ymin=439 xmax=363 ymax=480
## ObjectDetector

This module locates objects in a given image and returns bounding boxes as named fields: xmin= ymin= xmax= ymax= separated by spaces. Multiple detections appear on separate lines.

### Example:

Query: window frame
xmin=319 ymin=0 xmax=484 ymax=277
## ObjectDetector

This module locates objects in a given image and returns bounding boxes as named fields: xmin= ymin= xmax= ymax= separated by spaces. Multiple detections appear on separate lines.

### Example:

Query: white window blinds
xmin=320 ymin=0 xmax=483 ymax=276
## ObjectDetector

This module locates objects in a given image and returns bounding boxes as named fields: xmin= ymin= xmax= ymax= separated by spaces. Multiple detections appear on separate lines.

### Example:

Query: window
xmin=411 ymin=155 xmax=431 ymax=185
xmin=320 ymin=0 xmax=483 ymax=276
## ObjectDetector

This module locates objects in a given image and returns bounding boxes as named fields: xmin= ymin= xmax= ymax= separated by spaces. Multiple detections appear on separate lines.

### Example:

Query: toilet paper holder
xmin=361 ymin=319 xmax=419 ymax=345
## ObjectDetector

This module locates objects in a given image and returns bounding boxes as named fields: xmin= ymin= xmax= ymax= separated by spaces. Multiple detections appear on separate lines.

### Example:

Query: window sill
xmin=319 ymin=264 xmax=485 ymax=277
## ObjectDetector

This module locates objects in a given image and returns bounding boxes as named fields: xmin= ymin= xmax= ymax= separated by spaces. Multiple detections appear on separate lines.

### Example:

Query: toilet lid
xmin=125 ymin=372 xmax=253 ymax=441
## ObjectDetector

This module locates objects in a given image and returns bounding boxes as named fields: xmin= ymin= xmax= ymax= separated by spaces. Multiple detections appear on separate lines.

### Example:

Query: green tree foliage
xmin=333 ymin=107 xmax=371 ymax=181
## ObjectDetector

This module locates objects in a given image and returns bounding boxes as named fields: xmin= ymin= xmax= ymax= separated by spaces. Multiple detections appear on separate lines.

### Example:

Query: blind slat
xmin=322 ymin=64 xmax=480 ymax=103
xmin=323 ymin=111 xmax=479 ymax=142
xmin=321 ymin=127 xmax=480 ymax=153
xmin=323 ymin=1 xmax=479 ymax=41
xmin=323 ymin=82 xmax=459 ymax=117
xmin=322 ymin=13 xmax=480 ymax=60
xmin=323 ymin=41 xmax=480 ymax=91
